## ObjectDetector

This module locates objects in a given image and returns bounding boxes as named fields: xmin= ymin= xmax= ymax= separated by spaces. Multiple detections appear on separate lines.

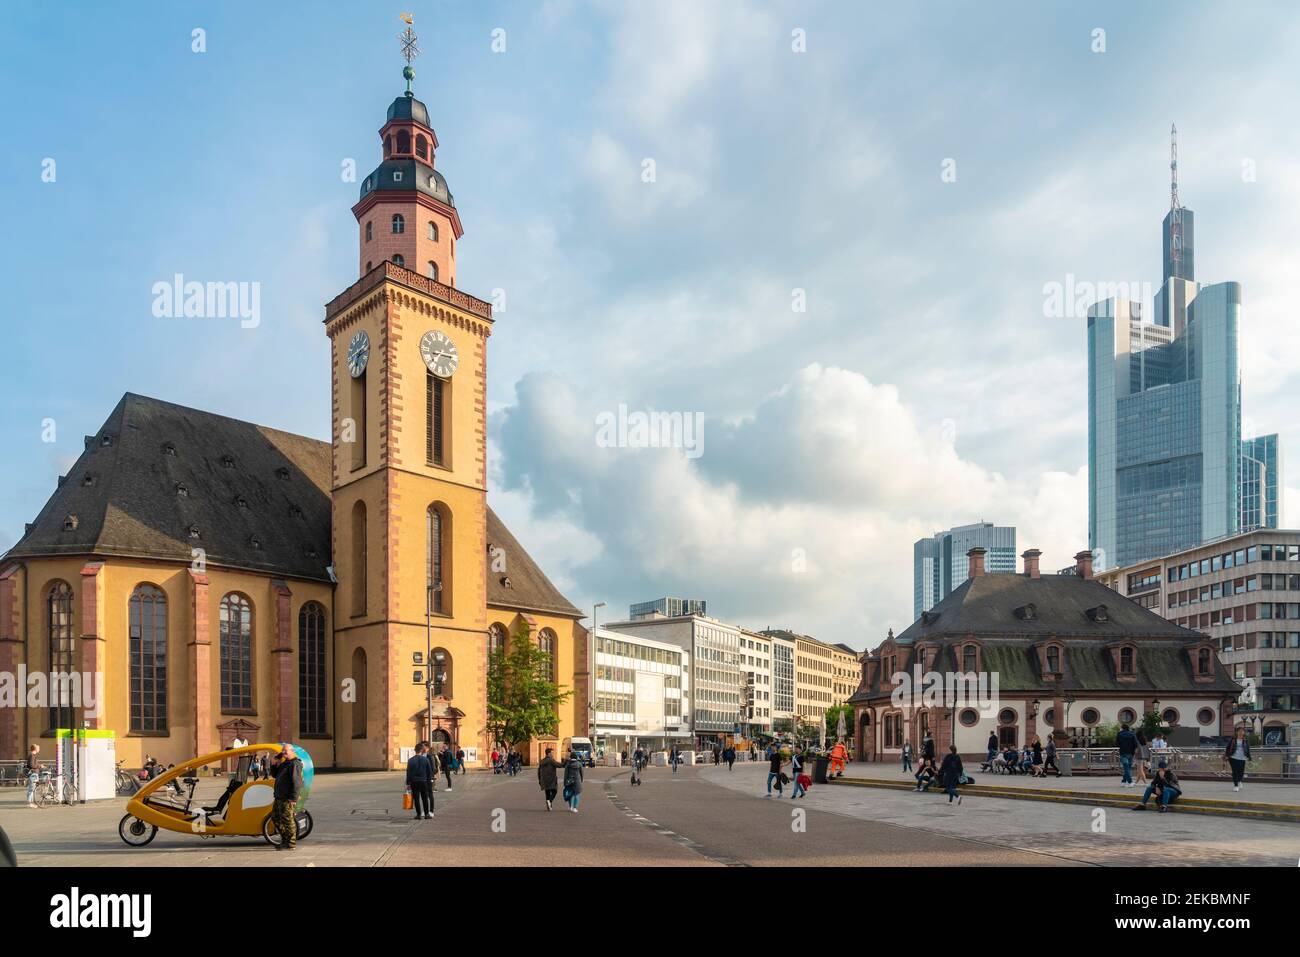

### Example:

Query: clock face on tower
xmin=419 ymin=330 xmax=459 ymax=378
xmin=347 ymin=329 xmax=370 ymax=378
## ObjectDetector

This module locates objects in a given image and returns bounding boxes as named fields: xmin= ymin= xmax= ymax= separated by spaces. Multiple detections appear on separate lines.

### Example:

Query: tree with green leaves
xmin=485 ymin=620 xmax=573 ymax=752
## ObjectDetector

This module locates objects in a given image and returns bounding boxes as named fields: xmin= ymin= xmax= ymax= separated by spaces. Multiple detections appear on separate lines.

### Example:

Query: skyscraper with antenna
xmin=1162 ymin=124 xmax=1195 ymax=284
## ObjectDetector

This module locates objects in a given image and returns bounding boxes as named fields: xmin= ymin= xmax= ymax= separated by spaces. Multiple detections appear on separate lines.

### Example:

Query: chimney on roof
xmin=1022 ymin=548 xmax=1042 ymax=579
xmin=967 ymin=546 xmax=987 ymax=579
xmin=1075 ymin=549 xmax=1094 ymax=580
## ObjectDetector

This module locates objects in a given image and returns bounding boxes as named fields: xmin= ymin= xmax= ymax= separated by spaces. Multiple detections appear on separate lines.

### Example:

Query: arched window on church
xmin=427 ymin=261 xmax=437 ymax=281
xmin=539 ymin=628 xmax=557 ymax=683
xmin=351 ymin=501 xmax=367 ymax=615
xmin=396 ymin=130 xmax=411 ymax=154
xmin=487 ymin=623 xmax=508 ymax=705
xmin=391 ymin=213 xmax=405 ymax=234
xmin=427 ymin=220 xmax=438 ymax=242
xmin=299 ymin=602 xmax=327 ymax=736
xmin=392 ymin=254 xmax=405 ymax=267
xmin=365 ymin=221 xmax=372 ymax=242
xmin=351 ymin=647 xmax=367 ymax=739
xmin=432 ymin=647 xmax=452 ymax=698
xmin=129 ymin=584 xmax=168 ymax=733
xmin=351 ymin=367 xmax=366 ymax=469
xmin=385 ymin=135 xmax=393 ymax=158
xmin=426 ymin=372 xmax=445 ymax=466
xmin=426 ymin=504 xmax=450 ymax=614
xmin=416 ymin=134 xmax=428 ymax=160
xmin=219 ymin=593 xmax=253 ymax=712
xmin=46 ymin=580 xmax=74 ymax=730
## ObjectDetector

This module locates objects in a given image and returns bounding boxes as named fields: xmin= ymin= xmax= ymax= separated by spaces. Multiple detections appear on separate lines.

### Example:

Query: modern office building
xmin=629 ymin=597 xmax=707 ymax=619
xmin=590 ymin=627 xmax=690 ymax=753
xmin=1088 ymin=133 xmax=1245 ymax=571
xmin=1240 ymin=434 xmax=1283 ymax=532
xmin=769 ymin=632 xmax=796 ymax=731
xmin=914 ymin=522 xmax=1017 ymax=617
xmin=738 ymin=630 xmax=774 ymax=738
xmin=759 ymin=630 xmax=859 ymax=733
xmin=1098 ymin=529 xmax=1300 ymax=744
xmin=604 ymin=613 xmax=743 ymax=747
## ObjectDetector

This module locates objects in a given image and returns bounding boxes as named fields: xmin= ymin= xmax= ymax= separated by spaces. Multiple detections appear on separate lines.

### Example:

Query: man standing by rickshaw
xmin=270 ymin=745 xmax=304 ymax=851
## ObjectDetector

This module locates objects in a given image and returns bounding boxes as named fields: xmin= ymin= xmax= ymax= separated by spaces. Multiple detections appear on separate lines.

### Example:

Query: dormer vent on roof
xmin=1087 ymin=604 xmax=1109 ymax=622
xmin=1015 ymin=602 xmax=1037 ymax=621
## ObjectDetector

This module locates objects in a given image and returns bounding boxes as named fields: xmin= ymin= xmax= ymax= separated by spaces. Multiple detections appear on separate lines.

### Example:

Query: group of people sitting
xmin=978 ymin=734 xmax=1060 ymax=778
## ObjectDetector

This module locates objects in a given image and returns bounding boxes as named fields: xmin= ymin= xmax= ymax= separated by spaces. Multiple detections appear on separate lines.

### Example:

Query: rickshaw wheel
xmin=118 ymin=813 xmax=158 ymax=847
xmin=262 ymin=809 xmax=312 ymax=845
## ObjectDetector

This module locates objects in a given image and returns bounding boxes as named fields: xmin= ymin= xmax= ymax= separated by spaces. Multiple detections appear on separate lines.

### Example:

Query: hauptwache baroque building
xmin=0 ymin=83 xmax=588 ymax=770
xmin=849 ymin=547 xmax=1241 ymax=761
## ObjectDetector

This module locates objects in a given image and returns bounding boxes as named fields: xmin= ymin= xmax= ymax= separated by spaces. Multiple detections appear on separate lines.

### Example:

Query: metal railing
xmin=1065 ymin=746 xmax=1300 ymax=780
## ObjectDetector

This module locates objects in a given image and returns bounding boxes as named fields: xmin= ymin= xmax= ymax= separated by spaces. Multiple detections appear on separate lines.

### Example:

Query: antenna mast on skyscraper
xmin=1170 ymin=123 xmax=1179 ymax=210
xmin=1169 ymin=123 xmax=1184 ymax=270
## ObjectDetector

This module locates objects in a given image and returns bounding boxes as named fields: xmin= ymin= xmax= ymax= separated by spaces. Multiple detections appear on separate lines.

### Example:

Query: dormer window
xmin=1197 ymin=647 xmax=1211 ymax=675
xmin=162 ymin=441 xmax=176 ymax=456
xmin=1119 ymin=646 xmax=1134 ymax=674
xmin=1015 ymin=602 xmax=1037 ymax=620
xmin=187 ymin=524 xmax=201 ymax=539
xmin=63 ymin=514 xmax=79 ymax=531
xmin=962 ymin=644 xmax=977 ymax=673
xmin=920 ymin=610 xmax=938 ymax=626
xmin=392 ymin=170 xmax=403 ymax=182
xmin=1087 ymin=604 xmax=1109 ymax=622
xmin=100 ymin=434 xmax=114 ymax=447
xmin=275 ymin=467 xmax=290 ymax=481
xmin=1046 ymin=646 xmax=1060 ymax=673
xmin=233 ymin=495 xmax=248 ymax=509
xmin=81 ymin=474 xmax=96 ymax=487
xmin=220 ymin=455 xmax=235 ymax=469
xmin=175 ymin=483 xmax=189 ymax=498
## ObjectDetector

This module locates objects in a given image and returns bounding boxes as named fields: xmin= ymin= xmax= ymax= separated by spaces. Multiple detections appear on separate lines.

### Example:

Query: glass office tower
xmin=1240 ymin=434 xmax=1283 ymax=531
xmin=1088 ymin=179 xmax=1243 ymax=570
xmin=913 ymin=522 xmax=1017 ymax=617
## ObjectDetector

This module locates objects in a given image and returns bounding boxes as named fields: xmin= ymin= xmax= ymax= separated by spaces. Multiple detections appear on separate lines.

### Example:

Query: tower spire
xmin=397 ymin=13 xmax=420 ymax=96
xmin=1170 ymin=122 xmax=1179 ymax=210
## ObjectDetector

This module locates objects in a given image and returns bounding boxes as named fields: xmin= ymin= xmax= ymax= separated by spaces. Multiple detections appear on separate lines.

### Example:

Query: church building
xmin=0 ymin=64 xmax=588 ymax=770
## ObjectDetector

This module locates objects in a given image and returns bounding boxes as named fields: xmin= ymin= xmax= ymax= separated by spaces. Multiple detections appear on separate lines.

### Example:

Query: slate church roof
xmin=4 ymin=394 xmax=583 ymax=618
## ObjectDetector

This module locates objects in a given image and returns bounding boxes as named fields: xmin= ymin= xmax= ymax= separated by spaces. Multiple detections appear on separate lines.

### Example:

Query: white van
xmin=563 ymin=737 xmax=595 ymax=767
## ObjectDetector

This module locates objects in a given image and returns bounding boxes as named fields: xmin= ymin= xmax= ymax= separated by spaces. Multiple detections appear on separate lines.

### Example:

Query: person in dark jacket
xmin=1224 ymin=726 xmax=1252 ymax=791
xmin=405 ymin=742 xmax=435 ymax=819
xmin=456 ymin=748 xmax=466 ymax=775
xmin=562 ymin=751 xmax=584 ymax=812
xmin=1133 ymin=760 xmax=1181 ymax=812
xmin=921 ymin=734 xmax=936 ymax=763
xmin=986 ymin=732 xmax=999 ymax=765
xmin=766 ymin=748 xmax=785 ymax=796
xmin=1043 ymin=737 xmax=1059 ymax=776
xmin=1115 ymin=723 xmax=1139 ymax=786
xmin=939 ymin=745 xmax=963 ymax=805
xmin=270 ymin=745 xmax=305 ymax=850
xmin=724 ymin=746 xmax=736 ymax=770
xmin=537 ymin=747 xmax=562 ymax=810
xmin=914 ymin=756 xmax=938 ymax=791
xmin=437 ymin=747 xmax=455 ymax=791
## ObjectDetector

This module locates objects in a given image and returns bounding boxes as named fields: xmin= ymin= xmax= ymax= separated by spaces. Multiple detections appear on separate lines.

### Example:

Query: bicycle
xmin=115 ymin=761 xmax=140 ymax=796
xmin=30 ymin=770 xmax=77 ymax=807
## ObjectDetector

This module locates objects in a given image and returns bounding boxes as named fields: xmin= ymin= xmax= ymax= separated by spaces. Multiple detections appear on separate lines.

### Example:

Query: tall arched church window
xmin=129 ymin=584 xmax=168 ymax=733
xmin=219 ymin=593 xmax=253 ymax=712
xmin=46 ymin=581 xmax=75 ymax=729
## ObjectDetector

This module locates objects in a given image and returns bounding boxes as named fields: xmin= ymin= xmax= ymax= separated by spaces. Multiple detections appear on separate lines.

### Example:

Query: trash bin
xmin=813 ymin=755 xmax=831 ymax=784
xmin=1057 ymin=753 xmax=1073 ymax=776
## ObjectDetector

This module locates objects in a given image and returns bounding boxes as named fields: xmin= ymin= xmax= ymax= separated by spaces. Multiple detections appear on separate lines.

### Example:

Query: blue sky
xmin=3 ymin=1 xmax=1299 ymax=647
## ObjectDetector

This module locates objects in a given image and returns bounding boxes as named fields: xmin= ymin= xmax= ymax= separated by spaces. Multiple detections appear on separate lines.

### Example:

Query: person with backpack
xmin=724 ymin=745 xmax=736 ymax=770
xmin=1115 ymin=722 xmax=1139 ymax=786
xmin=1133 ymin=760 xmax=1181 ymax=813
xmin=1224 ymin=725 xmax=1252 ymax=792
xmin=939 ymin=745 xmax=964 ymax=806
xmin=788 ymin=751 xmax=804 ymax=798
xmin=537 ymin=747 xmax=562 ymax=810
xmin=405 ymin=741 xmax=435 ymax=820
xmin=562 ymin=751 xmax=584 ymax=812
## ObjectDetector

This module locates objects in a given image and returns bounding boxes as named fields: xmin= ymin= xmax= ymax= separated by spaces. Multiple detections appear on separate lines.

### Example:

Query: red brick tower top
xmin=352 ymin=46 xmax=463 ymax=285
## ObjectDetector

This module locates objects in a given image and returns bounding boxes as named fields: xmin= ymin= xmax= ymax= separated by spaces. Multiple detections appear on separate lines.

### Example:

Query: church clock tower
xmin=325 ymin=25 xmax=494 ymax=769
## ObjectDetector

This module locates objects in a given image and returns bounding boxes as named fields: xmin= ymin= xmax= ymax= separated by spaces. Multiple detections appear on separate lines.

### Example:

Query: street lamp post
xmin=425 ymin=580 xmax=441 ymax=746
xmin=590 ymin=602 xmax=606 ymax=745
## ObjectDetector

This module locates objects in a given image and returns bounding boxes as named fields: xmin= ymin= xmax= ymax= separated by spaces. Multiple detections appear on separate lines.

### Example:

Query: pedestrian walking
xmin=901 ymin=741 xmax=913 ymax=773
xmin=1224 ymin=725 xmax=1251 ymax=792
xmin=269 ymin=744 xmax=304 ymax=850
xmin=724 ymin=745 xmax=736 ymax=770
xmin=1134 ymin=730 xmax=1150 ymax=785
xmin=24 ymin=745 xmax=41 ymax=807
xmin=456 ymin=748 xmax=466 ymax=775
xmin=1043 ymin=736 xmax=1059 ymax=776
xmin=537 ymin=746 xmax=562 ymax=810
xmin=921 ymin=732 xmax=936 ymax=764
xmin=562 ymin=751 xmax=584 ymax=812
xmin=439 ymin=746 xmax=456 ymax=790
xmin=491 ymin=747 xmax=501 ymax=774
xmin=766 ymin=748 xmax=785 ymax=796
xmin=1116 ymin=722 xmax=1138 ymax=786
xmin=788 ymin=750 xmax=804 ymax=799
xmin=405 ymin=742 xmax=435 ymax=819
xmin=939 ymin=745 xmax=963 ymax=806
xmin=986 ymin=731 xmax=998 ymax=766
xmin=669 ymin=744 xmax=681 ymax=773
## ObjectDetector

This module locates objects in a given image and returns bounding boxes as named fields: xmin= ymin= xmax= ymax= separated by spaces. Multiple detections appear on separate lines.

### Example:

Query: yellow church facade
xmin=0 ymin=83 xmax=587 ymax=771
